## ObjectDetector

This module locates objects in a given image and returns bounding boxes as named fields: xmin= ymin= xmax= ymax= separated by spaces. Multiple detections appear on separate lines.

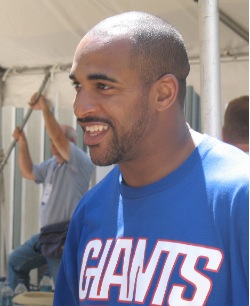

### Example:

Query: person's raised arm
xmin=30 ymin=93 xmax=71 ymax=161
xmin=12 ymin=128 xmax=35 ymax=180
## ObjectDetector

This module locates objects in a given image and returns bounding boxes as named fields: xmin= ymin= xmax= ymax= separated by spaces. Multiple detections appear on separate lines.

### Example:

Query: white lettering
xmin=79 ymin=239 xmax=223 ymax=304
xmin=168 ymin=243 xmax=223 ymax=305
xmin=79 ymin=239 xmax=113 ymax=300
xmin=99 ymin=238 xmax=133 ymax=300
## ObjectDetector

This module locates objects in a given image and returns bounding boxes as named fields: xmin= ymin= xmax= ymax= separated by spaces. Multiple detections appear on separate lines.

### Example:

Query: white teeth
xmin=86 ymin=125 xmax=108 ymax=133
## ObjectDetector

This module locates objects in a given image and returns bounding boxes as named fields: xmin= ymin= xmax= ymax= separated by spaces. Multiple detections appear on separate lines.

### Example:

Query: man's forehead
xmin=72 ymin=34 xmax=133 ymax=72
xmin=76 ymin=32 xmax=132 ymax=55
xmin=70 ymin=37 xmax=132 ymax=81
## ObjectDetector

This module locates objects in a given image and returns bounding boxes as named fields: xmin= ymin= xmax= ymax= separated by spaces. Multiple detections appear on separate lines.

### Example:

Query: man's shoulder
xmin=71 ymin=166 xmax=120 ymax=219
xmin=79 ymin=166 xmax=119 ymax=201
xmin=88 ymin=166 xmax=120 ymax=192
xmin=201 ymin=135 xmax=249 ymax=188
xmin=202 ymin=135 xmax=248 ymax=167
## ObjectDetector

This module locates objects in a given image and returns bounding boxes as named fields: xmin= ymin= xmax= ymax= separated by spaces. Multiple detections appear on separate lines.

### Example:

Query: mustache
xmin=77 ymin=116 xmax=113 ymax=127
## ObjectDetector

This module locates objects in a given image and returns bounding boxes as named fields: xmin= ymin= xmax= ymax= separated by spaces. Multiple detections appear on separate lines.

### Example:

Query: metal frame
xmin=12 ymin=108 xmax=24 ymax=248
xmin=219 ymin=9 xmax=249 ymax=43
xmin=198 ymin=0 xmax=222 ymax=138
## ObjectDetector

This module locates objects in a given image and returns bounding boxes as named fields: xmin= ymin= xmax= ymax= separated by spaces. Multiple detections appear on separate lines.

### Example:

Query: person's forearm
xmin=42 ymin=105 xmax=63 ymax=142
xmin=17 ymin=136 xmax=35 ymax=180
xmin=42 ymin=105 xmax=70 ymax=160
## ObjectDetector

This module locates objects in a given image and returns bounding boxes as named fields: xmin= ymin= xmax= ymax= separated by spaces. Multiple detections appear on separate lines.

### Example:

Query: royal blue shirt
xmin=54 ymin=135 xmax=249 ymax=306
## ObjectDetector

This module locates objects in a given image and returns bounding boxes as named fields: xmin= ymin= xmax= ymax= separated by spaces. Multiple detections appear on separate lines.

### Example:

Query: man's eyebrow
xmin=68 ymin=72 xmax=118 ymax=83
xmin=88 ymin=74 xmax=118 ymax=83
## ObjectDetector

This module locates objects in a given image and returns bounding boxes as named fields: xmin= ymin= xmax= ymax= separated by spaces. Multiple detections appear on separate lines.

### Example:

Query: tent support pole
xmin=0 ymin=69 xmax=51 ymax=173
xmin=0 ymin=75 xmax=4 ymax=274
xmin=198 ymin=0 xmax=222 ymax=138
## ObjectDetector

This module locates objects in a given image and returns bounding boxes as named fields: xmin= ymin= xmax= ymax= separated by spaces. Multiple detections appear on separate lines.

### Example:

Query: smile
xmin=86 ymin=125 xmax=108 ymax=133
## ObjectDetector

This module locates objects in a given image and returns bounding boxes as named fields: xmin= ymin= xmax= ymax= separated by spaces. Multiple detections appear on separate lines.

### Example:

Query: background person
xmin=8 ymin=94 xmax=95 ymax=290
xmin=222 ymin=95 xmax=249 ymax=153
xmin=54 ymin=11 xmax=248 ymax=305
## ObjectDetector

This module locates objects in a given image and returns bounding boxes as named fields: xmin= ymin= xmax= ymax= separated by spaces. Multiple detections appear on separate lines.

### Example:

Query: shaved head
xmin=86 ymin=11 xmax=190 ymax=106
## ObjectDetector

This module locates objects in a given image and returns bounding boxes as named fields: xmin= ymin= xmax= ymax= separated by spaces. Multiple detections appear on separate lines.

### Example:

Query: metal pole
xmin=0 ymin=74 xmax=4 ymax=274
xmin=219 ymin=9 xmax=249 ymax=43
xmin=198 ymin=0 xmax=222 ymax=138
xmin=0 ymin=69 xmax=51 ymax=173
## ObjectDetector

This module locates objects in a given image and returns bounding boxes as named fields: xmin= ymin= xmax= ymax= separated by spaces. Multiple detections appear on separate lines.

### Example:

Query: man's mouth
xmin=83 ymin=123 xmax=109 ymax=145
xmin=85 ymin=125 xmax=108 ymax=133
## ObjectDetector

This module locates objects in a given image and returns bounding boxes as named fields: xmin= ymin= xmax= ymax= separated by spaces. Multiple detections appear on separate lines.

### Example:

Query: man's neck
xmin=119 ymin=127 xmax=203 ymax=188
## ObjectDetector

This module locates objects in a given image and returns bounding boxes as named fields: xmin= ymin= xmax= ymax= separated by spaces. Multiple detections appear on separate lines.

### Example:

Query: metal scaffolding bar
xmin=219 ymin=9 xmax=249 ymax=43
xmin=0 ymin=69 xmax=51 ymax=173
xmin=198 ymin=0 xmax=222 ymax=138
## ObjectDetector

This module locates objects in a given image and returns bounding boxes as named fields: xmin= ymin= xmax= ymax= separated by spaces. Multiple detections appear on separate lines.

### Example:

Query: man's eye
xmin=71 ymin=81 xmax=81 ymax=92
xmin=97 ymin=83 xmax=111 ymax=90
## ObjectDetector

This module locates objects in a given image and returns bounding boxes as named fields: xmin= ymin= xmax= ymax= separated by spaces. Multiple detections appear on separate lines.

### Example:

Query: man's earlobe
xmin=155 ymin=74 xmax=178 ymax=112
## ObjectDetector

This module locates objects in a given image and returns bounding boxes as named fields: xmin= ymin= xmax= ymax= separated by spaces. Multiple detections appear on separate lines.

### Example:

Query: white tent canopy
xmin=0 ymin=0 xmax=248 ymax=109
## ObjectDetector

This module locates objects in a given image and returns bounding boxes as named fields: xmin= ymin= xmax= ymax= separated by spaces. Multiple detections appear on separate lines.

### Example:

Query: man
xmin=53 ymin=12 xmax=248 ymax=305
xmin=222 ymin=95 xmax=249 ymax=153
xmin=8 ymin=94 xmax=95 ymax=290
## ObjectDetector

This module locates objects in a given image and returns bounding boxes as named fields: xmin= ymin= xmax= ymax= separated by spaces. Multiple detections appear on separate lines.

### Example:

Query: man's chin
xmin=89 ymin=151 xmax=115 ymax=167
xmin=90 ymin=157 xmax=114 ymax=167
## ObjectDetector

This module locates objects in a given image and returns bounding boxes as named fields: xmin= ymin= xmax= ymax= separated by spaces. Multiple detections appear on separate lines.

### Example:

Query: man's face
xmin=70 ymin=35 xmax=153 ymax=166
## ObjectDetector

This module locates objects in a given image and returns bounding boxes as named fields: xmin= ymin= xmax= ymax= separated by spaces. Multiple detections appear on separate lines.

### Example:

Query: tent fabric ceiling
xmin=0 ymin=0 xmax=248 ymax=69
xmin=0 ymin=0 xmax=248 ymax=111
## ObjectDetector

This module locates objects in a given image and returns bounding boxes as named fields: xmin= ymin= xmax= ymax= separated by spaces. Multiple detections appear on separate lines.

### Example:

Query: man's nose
xmin=73 ymin=91 xmax=98 ymax=118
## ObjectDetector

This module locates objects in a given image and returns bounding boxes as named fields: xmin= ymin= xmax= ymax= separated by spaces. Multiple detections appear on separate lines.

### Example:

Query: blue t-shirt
xmin=54 ymin=135 xmax=249 ymax=306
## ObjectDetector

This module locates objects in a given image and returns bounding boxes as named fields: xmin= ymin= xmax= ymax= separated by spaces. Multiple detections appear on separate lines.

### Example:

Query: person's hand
xmin=12 ymin=127 xmax=25 ymax=141
xmin=29 ymin=93 xmax=47 ymax=110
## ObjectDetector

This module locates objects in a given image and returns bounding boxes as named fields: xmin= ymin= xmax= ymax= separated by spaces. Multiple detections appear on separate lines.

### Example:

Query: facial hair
xmin=89 ymin=94 xmax=150 ymax=166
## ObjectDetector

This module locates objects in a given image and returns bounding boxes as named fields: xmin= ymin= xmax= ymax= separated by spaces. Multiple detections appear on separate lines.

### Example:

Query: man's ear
xmin=154 ymin=74 xmax=178 ymax=112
